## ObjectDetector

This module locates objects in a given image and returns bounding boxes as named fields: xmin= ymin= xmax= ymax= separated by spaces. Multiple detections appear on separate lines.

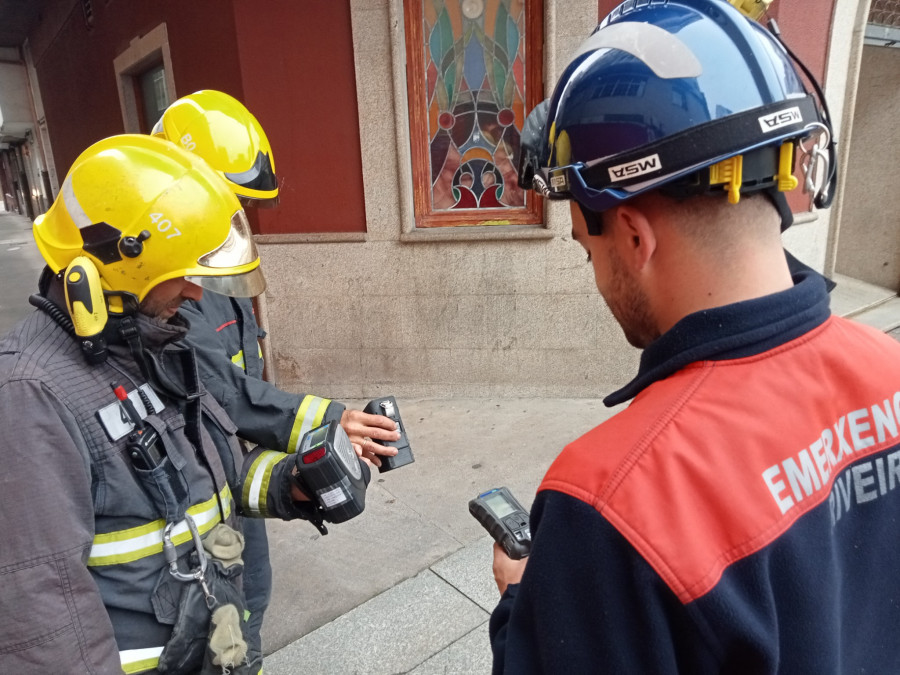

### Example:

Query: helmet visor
xmin=186 ymin=209 xmax=267 ymax=297
xmin=224 ymin=150 xmax=277 ymax=192
xmin=197 ymin=209 xmax=259 ymax=269
xmin=187 ymin=265 xmax=267 ymax=298
xmin=239 ymin=194 xmax=281 ymax=210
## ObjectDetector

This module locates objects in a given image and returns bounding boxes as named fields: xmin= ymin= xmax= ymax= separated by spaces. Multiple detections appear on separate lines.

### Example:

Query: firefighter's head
xmin=516 ymin=0 xmax=837 ymax=346
xmin=33 ymin=134 xmax=266 ymax=317
xmin=152 ymin=89 xmax=278 ymax=208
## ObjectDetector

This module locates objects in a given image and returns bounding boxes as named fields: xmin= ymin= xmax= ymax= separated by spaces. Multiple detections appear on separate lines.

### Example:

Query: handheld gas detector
xmin=469 ymin=487 xmax=531 ymax=560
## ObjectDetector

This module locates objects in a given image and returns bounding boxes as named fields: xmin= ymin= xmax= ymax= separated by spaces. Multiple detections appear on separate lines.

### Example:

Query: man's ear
xmin=610 ymin=203 xmax=657 ymax=272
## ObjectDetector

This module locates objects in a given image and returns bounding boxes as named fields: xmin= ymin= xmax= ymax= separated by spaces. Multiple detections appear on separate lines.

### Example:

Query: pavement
xmin=1 ymin=207 xmax=899 ymax=674
xmin=0 ymin=210 xmax=46 ymax=328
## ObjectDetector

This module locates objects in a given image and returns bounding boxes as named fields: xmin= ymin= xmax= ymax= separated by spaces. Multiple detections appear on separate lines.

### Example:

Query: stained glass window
xmin=405 ymin=0 xmax=544 ymax=228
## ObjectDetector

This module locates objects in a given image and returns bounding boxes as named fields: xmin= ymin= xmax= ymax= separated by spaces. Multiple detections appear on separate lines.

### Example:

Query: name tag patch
xmin=96 ymin=384 xmax=165 ymax=441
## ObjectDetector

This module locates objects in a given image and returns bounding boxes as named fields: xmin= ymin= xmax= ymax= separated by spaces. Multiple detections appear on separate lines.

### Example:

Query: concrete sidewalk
xmin=0 ymin=210 xmax=46 ymax=331
xmin=260 ymin=397 xmax=625 ymax=675
xmin=261 ymin=278 xmax=900 ymax=675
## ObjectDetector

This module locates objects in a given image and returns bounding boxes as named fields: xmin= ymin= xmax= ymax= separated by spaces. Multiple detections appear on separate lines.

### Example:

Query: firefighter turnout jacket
xmin=179 ymin=293 xmax=345 ymax=460
xmin=178 ymin=292 xmax=347 ymax=669
xmin=490 ymin=271 xmax=900 ymax=673
xmin=0 ymin=303 xmax=310 ymax=674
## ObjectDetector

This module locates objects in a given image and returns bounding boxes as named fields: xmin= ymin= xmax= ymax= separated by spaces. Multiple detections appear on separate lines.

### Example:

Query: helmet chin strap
xmin=578 ymin=201 xmax=605 ymax=237
xmin=767 ymin=19 xmax=838 ymax=210
xmin=765 ymin=189 xmax=794 ymax=232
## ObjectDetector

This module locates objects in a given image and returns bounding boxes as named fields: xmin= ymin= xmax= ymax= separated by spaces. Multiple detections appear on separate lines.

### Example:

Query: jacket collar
xmin=604 ymin=270 xmax=832 ymax=406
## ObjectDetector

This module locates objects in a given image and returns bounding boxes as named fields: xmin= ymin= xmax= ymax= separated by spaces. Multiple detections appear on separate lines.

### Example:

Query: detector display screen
xmin=484 ymin=492 xmax=516 ymax=519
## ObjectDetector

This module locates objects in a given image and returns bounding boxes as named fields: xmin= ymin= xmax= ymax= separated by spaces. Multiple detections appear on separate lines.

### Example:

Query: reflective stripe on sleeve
xmin=231 ymin=349 xmax=246 ymax=371
xmin=242 ymin=450 xmax=291 ymax=517
xmin=88 ymin=485 xmax=232 ymax=567
xmin=120 ymin=646 xmax=163 ymax=673
xmin=287 ymin=395 xmax=331 ymax=453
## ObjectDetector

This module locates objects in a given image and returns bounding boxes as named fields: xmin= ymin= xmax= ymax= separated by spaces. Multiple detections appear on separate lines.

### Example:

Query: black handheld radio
xmin=111 ymin=384 xmax=165 ymax=471
xmin=363 ymin=396 xmax=415 ymax=473
xmin=469 ymin=487 xmax=532 ymax=560
xmin=294 ymin=421 xmax=369 ymax=523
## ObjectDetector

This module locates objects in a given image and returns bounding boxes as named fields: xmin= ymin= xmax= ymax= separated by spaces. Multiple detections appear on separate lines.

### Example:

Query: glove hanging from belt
xmin=157 ymin=521 xmax=257 ymax=675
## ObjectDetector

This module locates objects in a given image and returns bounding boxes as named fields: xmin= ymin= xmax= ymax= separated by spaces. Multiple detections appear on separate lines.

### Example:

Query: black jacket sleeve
xmin=0 ymin=378 xmax=122 ymax=673
xmin=179 ymin=299 xmax=344 ymax=452
xmin=489 ymin=490 xmax=719 ymax=674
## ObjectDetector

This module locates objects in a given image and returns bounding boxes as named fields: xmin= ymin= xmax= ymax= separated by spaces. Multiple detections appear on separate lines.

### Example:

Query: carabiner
xmin=162 ymin=514 xmax=209 ymax=583
xmin=798 ymin=123 xmax=831 ymax=201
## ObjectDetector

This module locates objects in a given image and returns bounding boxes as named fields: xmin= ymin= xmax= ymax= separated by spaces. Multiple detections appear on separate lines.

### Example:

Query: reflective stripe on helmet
xmin=571 ymin=22 xmax=702 ymax=79
xmin=61 ymin=175 xmax=93 ymax=230
xmin=288 ymin=395 xmax=332 ymax=453
xmin=87 ymin=485 xmax=232 ymax=566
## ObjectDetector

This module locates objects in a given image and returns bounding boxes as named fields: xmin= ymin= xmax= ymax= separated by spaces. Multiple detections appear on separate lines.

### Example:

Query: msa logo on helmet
xmin=758 ymin=107 xmax=803 ymax=133
xmin=608 ymin=154 xmax=661 ymax=182
xmin=550 ymin=174 xmax=568 ymax=190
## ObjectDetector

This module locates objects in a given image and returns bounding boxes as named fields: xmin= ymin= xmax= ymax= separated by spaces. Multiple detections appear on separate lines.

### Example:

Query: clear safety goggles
xmin=531 ymin=161 xmax=653 ymax=214
xmin=186 ymin=209 xmax=267 ymax=297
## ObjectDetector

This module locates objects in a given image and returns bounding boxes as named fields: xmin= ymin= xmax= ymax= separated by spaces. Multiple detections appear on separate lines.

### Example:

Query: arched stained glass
xmin=405 ymin=0 xmax=544 ymax=228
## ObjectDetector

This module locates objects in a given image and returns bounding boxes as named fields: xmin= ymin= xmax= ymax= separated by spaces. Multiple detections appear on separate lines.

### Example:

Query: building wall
xmin=22 ymin=0 xmax=859 ymax=400
xmin=258 ymin=0 xmax=639 ymax=401
xmin=233 ymin=2 xmax=367 ymax=235
xmin=28 ymin=0 xmax=367 ymax=236
xmin=835 ymin=44 xmax=900 ymax=291
xmin=258 ymin=0 xmax=849 ymax=400
xmin=28 ymin=0 xmax=243 ymax=176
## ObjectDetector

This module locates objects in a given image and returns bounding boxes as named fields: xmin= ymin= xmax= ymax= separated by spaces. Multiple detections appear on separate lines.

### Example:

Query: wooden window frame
xmin=113 ymin=23 xmax=176 ymax=134
xmin=403 ymin=0 xmax=545 ymax=229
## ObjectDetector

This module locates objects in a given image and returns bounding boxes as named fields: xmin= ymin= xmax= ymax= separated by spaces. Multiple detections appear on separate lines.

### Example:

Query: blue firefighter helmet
xmin=519 ymin=0 xmax=836 ymax=233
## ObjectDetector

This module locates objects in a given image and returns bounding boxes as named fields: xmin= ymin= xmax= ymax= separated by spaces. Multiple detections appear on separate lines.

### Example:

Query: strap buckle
xmin=798 ymin=123 xmax=832 ymax=203
xmin=163 ymin=514 xmax=217 ymax=608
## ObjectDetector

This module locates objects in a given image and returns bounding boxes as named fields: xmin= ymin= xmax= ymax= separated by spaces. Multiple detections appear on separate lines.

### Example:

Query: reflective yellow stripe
xmin=242 ymin=450 xmax=290 ymax=517
xmin=88 ymin=486 xmax=232 ymax=567
xmin=120 ymin=646 xmax=163 ymax=673
xmin=287 ymin=395 xmax=331 ymax=453
xmin=231 ymin=349 xmax=246 ymax=371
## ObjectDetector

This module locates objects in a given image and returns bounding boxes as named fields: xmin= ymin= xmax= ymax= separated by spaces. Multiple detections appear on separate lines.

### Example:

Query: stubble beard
xmin=604 ymin=246 xmax=660 ymax=349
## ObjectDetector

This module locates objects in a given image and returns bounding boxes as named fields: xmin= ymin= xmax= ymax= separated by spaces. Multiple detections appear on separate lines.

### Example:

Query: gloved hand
xmin=285 ymin=421 xmax=372 ymax=534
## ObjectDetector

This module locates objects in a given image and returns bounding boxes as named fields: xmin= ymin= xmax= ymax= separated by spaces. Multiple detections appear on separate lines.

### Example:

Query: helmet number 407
xmin=149 ymin=213 xmax=182 ymax=239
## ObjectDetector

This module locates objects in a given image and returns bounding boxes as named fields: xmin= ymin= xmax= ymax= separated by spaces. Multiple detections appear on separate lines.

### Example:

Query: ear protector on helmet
xmin=33 ymin=134 xmax=267 ymax=306
xmin=63 ymin=256 xmax=109 ymax=364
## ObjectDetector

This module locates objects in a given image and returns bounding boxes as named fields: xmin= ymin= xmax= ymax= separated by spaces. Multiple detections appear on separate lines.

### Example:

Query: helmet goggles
xmin=533 ymin=95 xmax=829 ymax=213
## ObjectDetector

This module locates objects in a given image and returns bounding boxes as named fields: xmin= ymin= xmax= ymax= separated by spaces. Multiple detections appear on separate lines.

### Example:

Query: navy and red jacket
xmin=490 ymin=271 xmax=900 ymax=673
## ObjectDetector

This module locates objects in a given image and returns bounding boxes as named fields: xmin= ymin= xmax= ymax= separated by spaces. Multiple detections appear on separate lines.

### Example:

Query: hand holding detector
xmin=469 ymin=487 xmax=531 ymax=560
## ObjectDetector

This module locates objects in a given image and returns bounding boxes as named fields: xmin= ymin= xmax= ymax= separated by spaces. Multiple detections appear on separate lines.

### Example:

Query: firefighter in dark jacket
xmin=489 ymin=1 xmax=900 ymax=673
xmin=0 ymin=134 xmax=365 ymax=674
xmin=152 ymin=90 xmax=401 ymax=666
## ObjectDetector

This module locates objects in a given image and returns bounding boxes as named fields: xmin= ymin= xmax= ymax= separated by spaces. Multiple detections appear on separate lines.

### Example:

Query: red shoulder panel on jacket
xmin=540 ymin=317 xmax=900 ymax=603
